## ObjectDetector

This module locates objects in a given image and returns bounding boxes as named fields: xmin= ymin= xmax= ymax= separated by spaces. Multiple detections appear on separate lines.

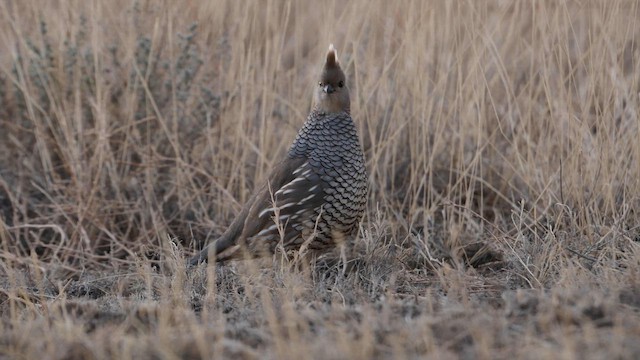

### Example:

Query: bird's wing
xmin=239 ymin=156 xmax=326 ymax=248
xmin=188 ymin=156 xmax=324 ymax=265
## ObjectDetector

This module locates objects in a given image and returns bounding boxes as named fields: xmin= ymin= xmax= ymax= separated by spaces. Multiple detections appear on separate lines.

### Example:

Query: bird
xmin=188 ymin=44 xmax=367 ymax=266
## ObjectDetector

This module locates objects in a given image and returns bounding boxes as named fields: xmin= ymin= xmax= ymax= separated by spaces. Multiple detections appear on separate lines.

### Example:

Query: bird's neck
xmin=288 ymin=110 xmax=356 ymax=158
xmin=309 ymin=108 xmax=350 ymax=119
xmin=312 ymin=98 xmax=351 ymax=115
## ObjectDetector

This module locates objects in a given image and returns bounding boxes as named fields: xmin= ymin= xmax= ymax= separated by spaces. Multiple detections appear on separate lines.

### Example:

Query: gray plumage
xmin=189 ymin=44 xmax=367 ymax=266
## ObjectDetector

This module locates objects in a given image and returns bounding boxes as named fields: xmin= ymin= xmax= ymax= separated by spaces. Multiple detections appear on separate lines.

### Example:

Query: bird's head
xmin=313 ymin=44 xmax=350 ymax=114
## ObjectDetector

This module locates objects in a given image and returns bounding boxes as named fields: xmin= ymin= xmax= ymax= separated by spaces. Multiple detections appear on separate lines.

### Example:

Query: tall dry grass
xmin=0 ymin=0 xmax=639 ymax=358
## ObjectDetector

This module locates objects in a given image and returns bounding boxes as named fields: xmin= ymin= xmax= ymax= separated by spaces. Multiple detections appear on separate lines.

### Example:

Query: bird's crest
xmin=326 ymin=43 xmax=339 ymax=68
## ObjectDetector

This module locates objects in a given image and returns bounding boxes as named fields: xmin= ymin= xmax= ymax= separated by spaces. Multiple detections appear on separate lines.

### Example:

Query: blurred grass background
xmin=0 ymin=0 xmax=639 ymax=358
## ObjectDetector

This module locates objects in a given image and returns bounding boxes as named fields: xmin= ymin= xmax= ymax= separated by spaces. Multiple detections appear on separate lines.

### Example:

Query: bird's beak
xmin=323 ymin=84 xmax=335 ymax=94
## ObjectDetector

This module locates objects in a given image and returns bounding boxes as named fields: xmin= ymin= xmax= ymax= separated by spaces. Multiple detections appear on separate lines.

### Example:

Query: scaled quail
xmin=189 ymin=44 xmax=367 ymax=266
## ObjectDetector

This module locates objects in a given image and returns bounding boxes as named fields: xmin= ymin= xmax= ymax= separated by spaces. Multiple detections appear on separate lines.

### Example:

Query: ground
xmin=0 ymin=1 xmax=639 ymax=359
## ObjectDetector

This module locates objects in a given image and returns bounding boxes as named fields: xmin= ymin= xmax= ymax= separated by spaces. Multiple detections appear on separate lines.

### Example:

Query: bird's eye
xmin=318 ymin=82 xmax=323 ymax=87
xmin=338 ymin=81 xmax=344 ymax=88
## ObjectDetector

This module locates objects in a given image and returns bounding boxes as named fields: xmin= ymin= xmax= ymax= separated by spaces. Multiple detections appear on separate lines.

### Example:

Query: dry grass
xmin=1 ymin=0 xmax=639 ymax=358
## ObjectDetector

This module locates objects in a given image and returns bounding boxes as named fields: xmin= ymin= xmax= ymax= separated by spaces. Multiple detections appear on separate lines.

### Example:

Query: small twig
xmin=565 ymin=247 xmax=597 ymax=263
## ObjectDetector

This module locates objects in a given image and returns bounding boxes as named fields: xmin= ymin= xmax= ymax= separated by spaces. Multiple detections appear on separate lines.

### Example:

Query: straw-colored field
xmin=1 ymin=0 xmax=639 ymax=358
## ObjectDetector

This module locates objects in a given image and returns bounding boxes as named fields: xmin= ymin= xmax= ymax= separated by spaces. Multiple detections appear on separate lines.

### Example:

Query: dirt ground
xmin=1 ymin=0 xmax=639 ymax=359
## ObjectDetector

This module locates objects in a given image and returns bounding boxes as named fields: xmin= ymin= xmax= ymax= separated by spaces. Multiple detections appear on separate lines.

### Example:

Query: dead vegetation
xmin=0 ymin=0 xmax=639 ymax=358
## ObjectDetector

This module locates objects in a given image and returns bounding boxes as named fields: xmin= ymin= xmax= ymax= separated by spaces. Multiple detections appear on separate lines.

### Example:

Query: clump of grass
xmin=0 ymin=0 xmax=639 ymax=358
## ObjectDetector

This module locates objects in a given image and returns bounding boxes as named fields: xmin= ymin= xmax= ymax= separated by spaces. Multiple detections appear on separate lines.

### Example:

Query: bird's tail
xmin=187 ymin=208 xmax=248 ymax=267
xmin=187 ymin=233 xmax=241 ymax=267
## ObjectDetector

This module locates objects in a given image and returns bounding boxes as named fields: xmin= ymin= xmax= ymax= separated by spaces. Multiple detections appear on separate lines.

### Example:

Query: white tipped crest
xmin=328 ymin=43 xmax=338 ymax=63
